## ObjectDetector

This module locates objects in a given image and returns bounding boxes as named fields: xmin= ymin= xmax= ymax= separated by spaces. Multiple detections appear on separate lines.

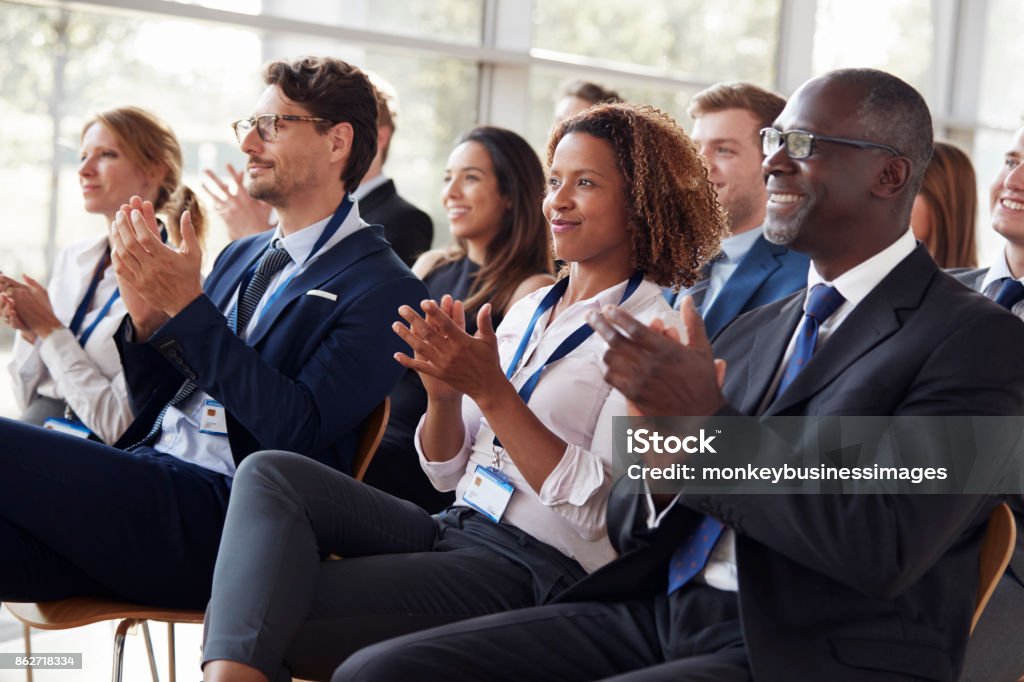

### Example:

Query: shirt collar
xmin=719 ymin=226 xmax=763 ymax=264
xmin=980 ymin=247 xmax=1021 ymax=291
xmin=805 ymin=228 xmax=917 ymax=308
xmin=351 ymin=173 xmax=389 ymax=201
xmin=269 ymin=198 xmax=363 ymax=265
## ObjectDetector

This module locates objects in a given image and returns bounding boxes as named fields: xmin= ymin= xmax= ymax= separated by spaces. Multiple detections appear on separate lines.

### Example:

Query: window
xmin=812 ymin=0 xmax=933 ymax=96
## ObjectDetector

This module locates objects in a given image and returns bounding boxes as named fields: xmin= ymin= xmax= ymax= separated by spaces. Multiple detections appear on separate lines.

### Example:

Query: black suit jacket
xmin=559 ymin=246 xmax=1024 ymax=681
xmin=359 ymin=179 xmax=433 ymax=267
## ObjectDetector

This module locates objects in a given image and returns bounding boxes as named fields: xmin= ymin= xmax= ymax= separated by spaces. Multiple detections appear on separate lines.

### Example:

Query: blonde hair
xmin=84 ymin=106 xmax=205 ymax=246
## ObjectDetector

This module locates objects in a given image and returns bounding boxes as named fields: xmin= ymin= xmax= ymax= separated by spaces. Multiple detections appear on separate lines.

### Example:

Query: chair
xmin=5 ymin=398 xmax=389 ymax=682
xmin=971 ymin=501 xmax=1016 ymax=635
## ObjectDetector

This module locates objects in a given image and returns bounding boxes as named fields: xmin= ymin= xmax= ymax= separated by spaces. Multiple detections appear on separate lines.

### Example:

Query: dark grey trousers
xmin=18 ymin=395 xmax=65 ymax=427
xmin=332 ymin=584 xmax=748 ymax=682
xmin=961 ymin=571 xmax=1024 ymax=682
xmin=201 ymin=450 xmax=586 ymax=682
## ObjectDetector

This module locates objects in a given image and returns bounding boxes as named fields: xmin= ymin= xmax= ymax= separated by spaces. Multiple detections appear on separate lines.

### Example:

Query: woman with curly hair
xmin=201 ymin=102 xmax=725 ymax=682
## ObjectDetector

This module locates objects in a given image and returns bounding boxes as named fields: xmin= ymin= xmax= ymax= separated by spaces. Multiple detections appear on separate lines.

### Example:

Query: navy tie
xmin=230 ymin=244 xmax=293 ymax=335
xmin=667 ymin=515 xmax=725 ymax=594
xmin=993 ymin=278 xmax=1024 ymax=310
xmin=127 ymin=243 xmax=292 ymax=451
xmin=774 ymin=284 xmax=846 ymax=399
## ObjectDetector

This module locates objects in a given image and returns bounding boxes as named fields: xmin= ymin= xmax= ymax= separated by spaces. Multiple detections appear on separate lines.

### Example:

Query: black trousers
xmin=333 ymin=583 xmax=748 ymax=682
xmin=201 ymin=450 xmax=586 ymax=682
xmin=0 ymin=417 xmax=231 ymax=608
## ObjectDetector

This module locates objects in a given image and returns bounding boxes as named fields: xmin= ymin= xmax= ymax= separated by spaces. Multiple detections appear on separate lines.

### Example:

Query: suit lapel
xmin=766 ymin=247 xmax=937 ymax=415
xmin=246 ymin=227 xmax=385 ymax=346
xmin=207 ymin=233 xmax=271 ymax=311
xmin=703 ymin=236 xmax=780 ymax=337
xmin=740 ymin=293 xmax=804 ymax=414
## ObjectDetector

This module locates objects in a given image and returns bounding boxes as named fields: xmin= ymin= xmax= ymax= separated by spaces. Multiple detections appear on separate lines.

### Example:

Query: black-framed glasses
xmin=760 ymin=128 xmax=902 ymax=160
xmin=231 ymin=114 xmax=334 ymax=143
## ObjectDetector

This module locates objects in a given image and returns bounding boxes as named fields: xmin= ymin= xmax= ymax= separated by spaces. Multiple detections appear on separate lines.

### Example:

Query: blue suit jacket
xmin=114 ymin=224 xmax=427 ymax=474
xmin=701 ymin=234 xmax=808 ymax=339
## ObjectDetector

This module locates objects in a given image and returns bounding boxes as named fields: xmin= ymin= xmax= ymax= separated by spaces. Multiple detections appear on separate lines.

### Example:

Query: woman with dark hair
xmin=200 ymin=102 xmax=726 ymax=682
xmin=0 ymin=106 xmax=204 ymax=443
xmin=911 ymin=141 xmax=978 ymax=268
xmin=364 ymin=126 xmax=554 ymax=511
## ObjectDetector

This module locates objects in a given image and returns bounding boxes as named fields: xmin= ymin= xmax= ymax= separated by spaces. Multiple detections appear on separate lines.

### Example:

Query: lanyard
xmin=68 ymin=249 xmax=120 ymax=348
xmin=230 ymin=195 xmax=353 ymax=334
xmin=492 ymin=271 xmax=644 ymax=452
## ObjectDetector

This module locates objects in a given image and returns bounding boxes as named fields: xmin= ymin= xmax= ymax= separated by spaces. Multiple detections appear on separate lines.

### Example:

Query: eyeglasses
xmin=760 ymin=128 xmax=902 ymax=160
xmin=231 ymin=114 xmax=334 ymax=143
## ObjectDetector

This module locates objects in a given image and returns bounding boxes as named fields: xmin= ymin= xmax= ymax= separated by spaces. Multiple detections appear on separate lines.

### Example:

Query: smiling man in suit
xmin=330 ymin=69 xmax=1024 ymax=682
xmin=668 ymin=83 xmax=808 ymax=338
xmin=0 ymin=56 xmax=426 ymax=610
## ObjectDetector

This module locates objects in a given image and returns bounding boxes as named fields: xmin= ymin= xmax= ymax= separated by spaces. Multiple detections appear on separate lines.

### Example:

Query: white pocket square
xmin=305 ymin=289 xmax=338 ymax=302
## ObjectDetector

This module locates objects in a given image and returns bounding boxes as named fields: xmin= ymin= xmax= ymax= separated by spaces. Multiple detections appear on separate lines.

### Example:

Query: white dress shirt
xmin=648 ymin=229 xmax=918 ymax=592
xmin=155 ymin=200 xmax=366 ymax=477
xmin=8 ymin=234 xmax=132 ymax=444
xmin=351 ymin=173 xmax=389 ymax=202
xmin=415 ymin=278 xmax=672 ymax=573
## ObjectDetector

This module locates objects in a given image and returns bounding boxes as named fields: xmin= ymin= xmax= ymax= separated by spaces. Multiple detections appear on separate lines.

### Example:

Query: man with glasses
xmin=331 ymin=69 xmax=1024 ymax=682
xmin=204 ymin=75 xmax=434 ymax=267
xmin=669 ymin=83 xmax=808 ymax=339
xmin=0 ymin=56 xmax=426 ymax=610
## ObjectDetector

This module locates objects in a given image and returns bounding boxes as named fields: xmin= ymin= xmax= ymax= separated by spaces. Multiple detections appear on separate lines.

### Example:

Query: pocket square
xmin=305 ymin=289 xmax=338 ymax=302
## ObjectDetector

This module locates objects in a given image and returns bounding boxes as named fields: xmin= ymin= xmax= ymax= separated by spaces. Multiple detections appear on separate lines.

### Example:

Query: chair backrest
xmin=351 ymin=398 xmax=389 ymax=482
xmin=972 ymin=501 xmax=1016 ymax=635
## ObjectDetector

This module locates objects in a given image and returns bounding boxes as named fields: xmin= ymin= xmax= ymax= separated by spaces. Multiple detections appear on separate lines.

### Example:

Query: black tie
xmin=127 ymin=243 xmax=292 ymax=451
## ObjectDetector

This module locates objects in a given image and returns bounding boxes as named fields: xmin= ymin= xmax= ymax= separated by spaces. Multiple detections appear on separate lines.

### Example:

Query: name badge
xmin=43 ymin=418 xmax=92 ymax=439
xmin=462 ymin=464 xmax=515 ymax=523
xmin=199 ymin=399 xmax=228 ymax=436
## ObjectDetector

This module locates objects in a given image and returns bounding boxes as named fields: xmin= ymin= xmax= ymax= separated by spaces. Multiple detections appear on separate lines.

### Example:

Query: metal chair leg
xmin=22 ymin=624 xmax=33 ymax=682
xmin=142 ymin=621 xmax=160 ymax=682
xmin=167 ymin=622 xmax=176 ymax=682
xmin=111 ymin=618 xmax=136 ymax=682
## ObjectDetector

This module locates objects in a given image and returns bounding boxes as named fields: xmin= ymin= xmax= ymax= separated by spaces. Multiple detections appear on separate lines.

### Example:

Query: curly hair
xmin=547 ymin=102 xmax=726 ymax=288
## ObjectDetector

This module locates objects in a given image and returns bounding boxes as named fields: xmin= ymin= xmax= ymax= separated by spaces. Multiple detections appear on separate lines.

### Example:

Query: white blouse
xmin=416 ymin=277 xmax=671 ymax=573
xmin=8 ymin=235 xmax=131 ymax=443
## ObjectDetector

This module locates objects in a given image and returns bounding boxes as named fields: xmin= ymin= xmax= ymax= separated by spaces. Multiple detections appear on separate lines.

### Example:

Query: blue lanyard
xmin=230 ymin=195 xmax=354 ymax=334
xmin=71 ymin=226 xmax=168 ymax=347
xmin=494 ymin=271 xmax=644 ymax=448
xmin=68 ymin=249 xmax=120 ymax=348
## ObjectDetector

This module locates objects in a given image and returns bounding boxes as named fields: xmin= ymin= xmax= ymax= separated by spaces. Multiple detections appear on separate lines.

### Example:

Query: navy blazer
xmin=114 ymin=224 xmax=427 ymax=474
xmin=559 ymin=247 xmax=1024 ymax=681
xmin=701 ymin=234 xmax=808 ymax=338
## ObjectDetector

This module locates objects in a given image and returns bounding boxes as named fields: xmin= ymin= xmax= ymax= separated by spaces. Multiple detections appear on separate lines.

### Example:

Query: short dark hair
xmin=826 ymin=68 xmax=934 ymax=196
xmin=560 ymin=79 xmax=623 ymax=106
xmin=688 ymin=82 xmax=786 ymax=132
xmin=263 ymin=56 xmax=378 ymax=190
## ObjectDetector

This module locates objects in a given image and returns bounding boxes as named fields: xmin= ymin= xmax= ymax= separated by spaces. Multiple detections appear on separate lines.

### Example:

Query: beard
xmin=764 ymin=199 xmax=812 ymax=246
